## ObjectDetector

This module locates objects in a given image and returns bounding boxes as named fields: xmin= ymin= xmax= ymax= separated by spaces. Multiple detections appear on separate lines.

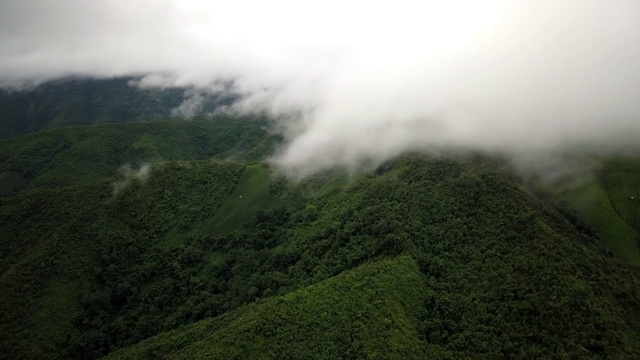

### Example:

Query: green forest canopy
xmin=1 ymin=79 xmax=640 ymax=359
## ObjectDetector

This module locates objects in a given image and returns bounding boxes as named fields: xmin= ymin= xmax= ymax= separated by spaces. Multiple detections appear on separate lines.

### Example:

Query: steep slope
xmin=551 ymin=156 xmax=640 ymax=266
xmin=5 ymin=77 xmax=640 ymax=359
xmin=0 ymin=160 xmax=247 ymax=359
xmin=4 ymin=143 xmax=640 ymax=358
xmin=107 ymin=256 xmax=428 ymax=360
xmin=201 ymin=164 xmax=271 ymax=236
xmin=106 ymin=154 xmax=640 ymax=359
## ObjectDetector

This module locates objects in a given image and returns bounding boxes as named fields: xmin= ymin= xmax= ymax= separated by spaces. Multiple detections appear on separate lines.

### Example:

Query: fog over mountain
xmin=1 ymin=0 xmax=639 ymax=176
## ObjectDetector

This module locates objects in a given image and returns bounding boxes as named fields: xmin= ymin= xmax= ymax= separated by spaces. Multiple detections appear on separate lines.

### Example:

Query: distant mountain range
xmin=0 ymin=77 xmax=235 ymax=139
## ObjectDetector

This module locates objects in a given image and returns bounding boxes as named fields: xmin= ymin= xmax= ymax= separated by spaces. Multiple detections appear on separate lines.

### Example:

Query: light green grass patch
xmin=559 ymin=171 xmax=640 ymax=266
xmin=318 ymin=174 xmax=349 ymax=197
xmin=201 ymin=164 xmax=270 ymax=236
xmin=606 ymin=173 xmax=640 ymax=226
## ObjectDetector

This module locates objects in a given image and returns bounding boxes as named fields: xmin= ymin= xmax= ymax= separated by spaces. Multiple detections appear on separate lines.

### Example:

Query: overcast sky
xmin=1 ymin=1 xmax=639 ymax=176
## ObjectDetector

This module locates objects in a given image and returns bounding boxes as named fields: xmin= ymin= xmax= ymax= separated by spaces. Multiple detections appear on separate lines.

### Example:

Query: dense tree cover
xmin=0 ymin=160 xmax=245 ymax=359
xmin=0 ymin=77 xmax=237 ymax=139
xmin=2 ymin=135 xmax=640 ymax=359
xmin=0 ymin=115 xmax=273 ymax=193
xmin=108 ymin=256 xmax=429 ymax=360
xmin=1 ymin=78 xmax=639 ymax=360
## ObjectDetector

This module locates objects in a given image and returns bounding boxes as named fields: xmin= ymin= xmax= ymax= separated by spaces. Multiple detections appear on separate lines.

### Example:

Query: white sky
xmin=1 ymin=1 xmax=639 ymax=175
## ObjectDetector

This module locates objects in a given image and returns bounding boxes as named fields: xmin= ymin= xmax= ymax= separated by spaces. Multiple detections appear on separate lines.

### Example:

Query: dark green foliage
xmin=107 ymin=256 xmax=429 ymax=360
xmin=0 ymin=160 xmax=245 ymax=359
xmin=201 ymin=164 xmax=270 ymax=236
xmin=104 ymin=154 xmax=640 ymax=358
xmin=0 ymin=170 xmax=25 ymax=195
xmin=2 ymin=116 xmax=640 ymax=359
xmin=0 ymin=115 xmax=269 ymax=193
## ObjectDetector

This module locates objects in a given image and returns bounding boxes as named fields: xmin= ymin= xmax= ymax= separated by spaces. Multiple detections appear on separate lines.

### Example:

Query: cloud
xmin=112 ymin=163 xmax=151 ymax=196
xmin=1 ymin=1 xmax=639 ymax=175
xmin=170 ymin=84 xmax=231 ymax=118
xmin=172 ymin=89 xmax=207 ymax=118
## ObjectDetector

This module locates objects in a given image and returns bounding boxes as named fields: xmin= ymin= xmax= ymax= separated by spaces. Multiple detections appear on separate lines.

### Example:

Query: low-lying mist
xmin=1 ymin=1 xmax=639 ymax=177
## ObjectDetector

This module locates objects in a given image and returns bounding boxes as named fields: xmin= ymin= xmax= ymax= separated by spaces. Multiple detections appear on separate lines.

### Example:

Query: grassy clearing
xmin=552 ymin=156 xmax=640 ymax=266
xmin=289 ymin=171 xmax=351 ymax=200
xmin=602 ymin=157 xmax=640 ymax=229
xmin=562 ymin=176 xmax=640 ymax=265
xmin=606 ymin=171 xmax=640 ymax=227
xmin=318 ymin=174 xmax=349 ymax=197
xmin=201 ymin=164 xmax=270 ymax=236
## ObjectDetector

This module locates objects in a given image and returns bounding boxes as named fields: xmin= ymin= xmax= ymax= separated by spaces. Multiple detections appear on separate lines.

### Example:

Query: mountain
xmin=0 ymin=77 xmax=234 ymax=139
xmin=2 ymin=81 xmax=640 ymax=359
xmin=0 ymin=115 xmax=274 ymax=195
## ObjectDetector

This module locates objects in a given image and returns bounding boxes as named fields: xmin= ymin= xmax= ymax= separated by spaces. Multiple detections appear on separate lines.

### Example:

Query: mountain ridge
xmin=2 ymin=80 xmax=640 ymax=358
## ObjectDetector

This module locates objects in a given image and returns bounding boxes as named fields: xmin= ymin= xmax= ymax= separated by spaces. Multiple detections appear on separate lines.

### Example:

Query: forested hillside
xmin=2 ymin=80 xmax=640 ymax=359
xmin=3 ymin=134 xmax=640 ymax=358
xmin=0 ymin=115 xmax=275 ymax=195
xmin=105 ymin=154 xmax=640 ymax=359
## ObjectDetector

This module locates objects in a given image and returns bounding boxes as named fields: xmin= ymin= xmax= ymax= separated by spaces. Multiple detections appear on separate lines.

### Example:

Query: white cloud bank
xmin=1 ymin=0 xmax=639 ymax=175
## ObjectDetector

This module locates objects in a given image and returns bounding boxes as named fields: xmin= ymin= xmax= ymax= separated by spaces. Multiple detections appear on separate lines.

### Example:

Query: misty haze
xmin=2 ymin=0 xmax=640 ymax=176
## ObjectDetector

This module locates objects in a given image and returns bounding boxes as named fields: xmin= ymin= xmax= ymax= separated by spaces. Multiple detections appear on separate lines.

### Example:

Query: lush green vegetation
xmin=3 ymin=140 xmax=640 ymax=358
xmin=552 ymin=156 xmax=640 ymax=266
xmin=3 ymin=80 xmax=640 ymax=359
xmin=0 ymin=159 xmax=245 ymax=358
xmin=0 ymin=115 xmax=270 ymax=194
xmin=107 ymin=256 xmax=428 ymax=359
xmin=201 ymin=164 xmax=271 ymax=236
